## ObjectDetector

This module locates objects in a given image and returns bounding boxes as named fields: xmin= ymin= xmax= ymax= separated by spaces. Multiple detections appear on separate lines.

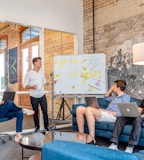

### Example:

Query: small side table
xmin=19 ymin=131 xmax=53 ymax=160
xmin=19 ymin=137 xmax=42 ymax=160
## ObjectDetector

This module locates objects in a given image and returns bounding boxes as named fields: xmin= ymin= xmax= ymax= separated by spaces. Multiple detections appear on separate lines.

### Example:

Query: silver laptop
xmin=54 ymin=131 xmax=86 ymax=144
xmin=117 ymin=102 xmax=140 ymax=117
xmin=85 ymin=97 xmax=99 ymax=109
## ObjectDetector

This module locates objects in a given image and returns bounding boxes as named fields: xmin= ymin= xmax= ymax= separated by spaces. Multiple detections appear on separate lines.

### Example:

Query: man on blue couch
xmin=109 ymin=99 xmax=144 ymax=153
xmin=76 ymin=80 xmax=130 ymax=144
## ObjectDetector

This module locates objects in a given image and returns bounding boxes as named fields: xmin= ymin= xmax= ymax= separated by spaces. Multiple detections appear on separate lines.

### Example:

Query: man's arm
xmin=105 ymin=85 xmax=114 ymax=97
xmin=25 ymin=84 xmax=37 ymax=90
xmin=23 ymin=72 xmax=37 ymax=90
xmin=101 ymin=109 xmax=117 ymax=117
xmin=45 ymin=80 xmax=57 ymax=86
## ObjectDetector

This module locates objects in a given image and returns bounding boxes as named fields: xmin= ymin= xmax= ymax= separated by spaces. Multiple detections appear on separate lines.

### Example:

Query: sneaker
xmin=23 ymin=108 xmax=34 ymax=115
xmin=45 ymin=127 xmax=50 ymax=132
xmin=125 ymin=146 xmax=133 ymax=153
xmin=15 ymin=136 xmax=22 ymax=142
xmin=108 ymin=143 xmax=118 ymax=150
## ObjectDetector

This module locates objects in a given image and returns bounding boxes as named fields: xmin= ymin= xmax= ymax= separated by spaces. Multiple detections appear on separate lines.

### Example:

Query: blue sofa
xmin=71 ymin=97 xmax=144 ymax=147
xmin=42 ymin=140 xmax=144 ymax=160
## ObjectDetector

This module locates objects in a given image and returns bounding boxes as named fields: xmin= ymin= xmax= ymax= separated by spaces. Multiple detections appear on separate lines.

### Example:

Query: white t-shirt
xmin=23 ymin=70 xmax=46 ymax=98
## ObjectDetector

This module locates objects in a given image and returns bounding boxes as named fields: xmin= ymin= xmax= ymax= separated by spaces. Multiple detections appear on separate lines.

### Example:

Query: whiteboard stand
xmin=50 ymin=73 xmax=72 ymax=129
xmin=56 ymin=97 xmax=71 ymax=120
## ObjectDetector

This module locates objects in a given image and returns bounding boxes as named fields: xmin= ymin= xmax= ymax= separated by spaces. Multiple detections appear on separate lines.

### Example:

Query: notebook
xmin=117 ymin=102 xmax=140 ymax=117
xmin=2 ymin=91 xmax=15 ymax=103
xmin=85 ymin=97 xmax=99 ymax=109
xmin=54 ymin=131 xmax=86 ymax=144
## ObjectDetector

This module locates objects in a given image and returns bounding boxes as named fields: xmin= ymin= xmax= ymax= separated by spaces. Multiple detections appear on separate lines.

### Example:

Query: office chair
xmin=0 ymin=117 xmax=12 ymax=143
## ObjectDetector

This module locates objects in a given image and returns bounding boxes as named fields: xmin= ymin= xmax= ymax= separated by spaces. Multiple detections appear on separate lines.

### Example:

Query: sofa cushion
xmin=130 ymin=97 xmax=142 ymax=106
xmin=96 ymin=121 xmax=109 ymax=130
xmin=141 ymin=128 xmax=144 ymax=137
xmin=42 ymin=140 xmax=140 ymax=160
xmin=97 ymin=98 xmax=110 ymax=109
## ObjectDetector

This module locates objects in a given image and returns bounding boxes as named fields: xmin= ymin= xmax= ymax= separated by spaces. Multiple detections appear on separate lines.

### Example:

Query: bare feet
xmin=86 ymin=134 xmax=96 ymax=144
xmin=76 ymin=132 xmax=86 ymax=141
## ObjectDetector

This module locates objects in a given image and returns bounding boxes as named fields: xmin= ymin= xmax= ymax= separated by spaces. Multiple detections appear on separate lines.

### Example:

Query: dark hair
xmin=114 ymin=80 xmax=126 ymax=91
xmin=32 ymin=57 xmax=41 ymax=64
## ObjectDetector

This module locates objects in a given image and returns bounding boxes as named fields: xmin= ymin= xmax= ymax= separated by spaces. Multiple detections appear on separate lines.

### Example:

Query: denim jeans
xmin=0 ymin=100 xmax=23 ymax=132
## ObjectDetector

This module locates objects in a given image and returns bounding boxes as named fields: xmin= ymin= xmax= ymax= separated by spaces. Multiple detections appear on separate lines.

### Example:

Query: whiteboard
xmin=54 ymin=54 xmax=106 ymax=94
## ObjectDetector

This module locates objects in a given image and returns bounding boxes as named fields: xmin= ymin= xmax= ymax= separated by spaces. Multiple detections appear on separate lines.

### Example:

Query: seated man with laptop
xmin=76 ymin=80 xmax=130 ymax=144
xmin=0 ymin=91 xmax=34 ymax=142
xmin=109 ymin=99 xmax=144 ymax=153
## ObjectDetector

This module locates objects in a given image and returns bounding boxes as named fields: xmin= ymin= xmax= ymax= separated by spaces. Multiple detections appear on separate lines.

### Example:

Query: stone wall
xmin=83 ymin=0 xmax=144 ymax=98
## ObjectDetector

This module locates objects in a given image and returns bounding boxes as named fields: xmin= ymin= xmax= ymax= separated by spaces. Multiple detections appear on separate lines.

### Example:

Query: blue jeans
xmin=0 ymin=100 xmax=23 ymax=132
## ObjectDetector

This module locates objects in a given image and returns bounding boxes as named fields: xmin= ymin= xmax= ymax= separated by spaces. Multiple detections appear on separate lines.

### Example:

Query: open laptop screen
xmin=117 ymin=102 xmax=140 ymax=117
xmin=85 ymin=97 xmax=99 ymax=109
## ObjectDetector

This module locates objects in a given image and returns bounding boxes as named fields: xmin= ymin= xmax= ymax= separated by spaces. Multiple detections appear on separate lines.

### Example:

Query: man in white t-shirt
xmin=23 ymin=57 xmax=55 ymax=132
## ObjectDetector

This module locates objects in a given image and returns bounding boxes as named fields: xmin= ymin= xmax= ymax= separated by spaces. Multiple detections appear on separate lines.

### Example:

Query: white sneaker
xmin=15 ymin=136 xmax=22 ymax=142
xmin=108 ymin=143 xmax=118 ymax=150
xmin=125 ymin=146 xmax=133 ymax=153
xmin=23 ymin=108 xmax=34 ymax=115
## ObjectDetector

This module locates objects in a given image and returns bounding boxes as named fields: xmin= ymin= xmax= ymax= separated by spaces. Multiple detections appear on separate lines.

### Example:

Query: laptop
xmin=85 ymin=97 xmax=99 ymax=109
xmin=117 ymin=102 xmax=140 ymax=117
xmin=54 ymin=131 xmax=86 ymax=144
xmin=2 ymin=91 xmax=15 ymax=103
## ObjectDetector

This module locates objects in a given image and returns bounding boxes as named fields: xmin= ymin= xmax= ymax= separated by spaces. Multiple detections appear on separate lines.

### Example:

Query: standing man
xmin=23 ymin=57 xmax=54 ymax=132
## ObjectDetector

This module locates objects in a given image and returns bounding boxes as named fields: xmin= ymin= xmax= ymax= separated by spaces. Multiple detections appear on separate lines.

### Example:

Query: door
xmin=20 ymin=43 xmax=39 ymax=107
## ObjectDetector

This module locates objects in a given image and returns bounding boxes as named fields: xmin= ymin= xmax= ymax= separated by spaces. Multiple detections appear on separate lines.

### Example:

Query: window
xmin=20 ymin=27 xmax=40 ymax=106
xmin=21 ymin=45 xmax=39 ymax=82
xmin=0 ymin=38 xmax=7 ymax=90
xmin=0 ymin=52 xmax=5 ymax=90
xmin=22 ymin=27 xmax=40 ymax=42
xmin=0 ymin=39 xmax=6 ymax=49
xmin=21 ymin=27 xmax=40 ymax=81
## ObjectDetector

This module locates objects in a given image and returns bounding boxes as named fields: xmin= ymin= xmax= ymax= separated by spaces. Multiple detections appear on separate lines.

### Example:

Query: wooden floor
xmin=28 ymin=152 xmax=41 ymax=160
xmin=0 ymin=114 xmax=34 ymax=132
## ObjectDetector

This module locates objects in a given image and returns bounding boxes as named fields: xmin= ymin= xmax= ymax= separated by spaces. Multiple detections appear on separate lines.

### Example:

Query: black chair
xmin=0 ymin=117 xmax=12 ymax=143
